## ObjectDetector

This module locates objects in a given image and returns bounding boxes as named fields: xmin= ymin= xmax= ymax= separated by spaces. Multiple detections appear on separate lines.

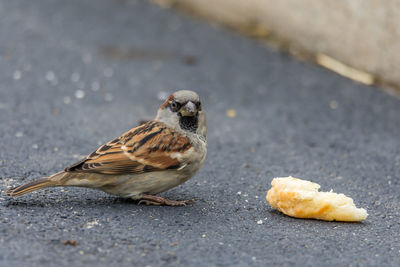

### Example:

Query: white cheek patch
xmin=156 ymin=108 xmax=179 ymax=126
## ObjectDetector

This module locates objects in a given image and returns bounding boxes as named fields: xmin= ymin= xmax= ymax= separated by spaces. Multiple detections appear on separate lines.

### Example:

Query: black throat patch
xmin=179 ymin=114 xmax=198 ymax=133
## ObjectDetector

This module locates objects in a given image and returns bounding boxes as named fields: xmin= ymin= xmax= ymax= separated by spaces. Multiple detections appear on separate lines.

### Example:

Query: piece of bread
xmin=266 ymin=177 xmax=368 ymax=221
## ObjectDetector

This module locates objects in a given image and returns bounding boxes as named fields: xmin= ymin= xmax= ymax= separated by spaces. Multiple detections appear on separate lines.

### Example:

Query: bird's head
xmin=156 ymin=90 xmax=206 ymax=137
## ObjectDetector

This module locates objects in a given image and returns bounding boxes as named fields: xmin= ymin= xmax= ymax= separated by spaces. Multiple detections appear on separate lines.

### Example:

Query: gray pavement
xmin=1 ymin=0 xmax=400 ymax=266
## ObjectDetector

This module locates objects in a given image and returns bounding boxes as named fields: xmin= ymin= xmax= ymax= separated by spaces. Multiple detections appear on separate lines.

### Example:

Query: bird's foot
xmin=138 ymin=194 xmax=192 ymax=206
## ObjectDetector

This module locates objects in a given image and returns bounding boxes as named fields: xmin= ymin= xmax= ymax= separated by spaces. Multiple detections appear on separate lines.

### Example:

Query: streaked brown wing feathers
xmin=65 ymin=121 xmax=192 ymax=174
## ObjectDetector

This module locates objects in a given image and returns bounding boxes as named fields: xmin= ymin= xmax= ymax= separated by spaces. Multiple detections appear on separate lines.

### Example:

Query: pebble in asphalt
xmin=0 ymin=0 xmax=399 ymax=266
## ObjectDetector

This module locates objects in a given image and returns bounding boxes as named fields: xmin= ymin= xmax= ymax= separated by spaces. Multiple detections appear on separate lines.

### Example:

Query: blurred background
xmin=154 ymin=0 xmax=400 ymax=94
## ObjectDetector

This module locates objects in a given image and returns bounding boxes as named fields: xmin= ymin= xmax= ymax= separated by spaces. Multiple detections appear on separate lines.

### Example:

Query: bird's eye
xmin=196 ymin=102 xmax=202 ymax=110
xmin=169 ymin=101 xmax=180 ymax=112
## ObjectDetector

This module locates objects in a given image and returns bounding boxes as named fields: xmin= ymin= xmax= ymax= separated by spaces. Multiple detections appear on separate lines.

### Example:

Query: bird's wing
xmin=65 ymin=121 xmax=192 ymax=175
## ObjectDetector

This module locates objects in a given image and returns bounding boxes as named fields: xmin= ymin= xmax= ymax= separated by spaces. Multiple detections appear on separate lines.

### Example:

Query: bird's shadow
xmin=3 ymin=191 xmax=201 ymax=210
xmin=4 ymin=196 xmax=135 ymax=208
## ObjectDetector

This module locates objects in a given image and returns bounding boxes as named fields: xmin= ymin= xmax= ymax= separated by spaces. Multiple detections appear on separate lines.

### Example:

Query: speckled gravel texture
xmin=1 ymin=0 xmax=400 ymax=266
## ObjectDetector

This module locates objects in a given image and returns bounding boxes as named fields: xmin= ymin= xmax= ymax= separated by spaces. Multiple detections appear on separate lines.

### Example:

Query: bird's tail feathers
xmin=5 ymin=172 xmax=64 ymax=197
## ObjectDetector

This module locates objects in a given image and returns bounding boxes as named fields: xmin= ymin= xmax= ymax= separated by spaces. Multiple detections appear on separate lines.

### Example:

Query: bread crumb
xmin=226 ymin=109 xmax=236 ymax=118
xmin=266 ymin=177 xmax=368 ymax=222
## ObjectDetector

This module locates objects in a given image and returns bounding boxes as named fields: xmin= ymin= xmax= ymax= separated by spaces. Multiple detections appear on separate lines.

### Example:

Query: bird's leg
xmin=138 ymin=194 xmax=192 ymax=206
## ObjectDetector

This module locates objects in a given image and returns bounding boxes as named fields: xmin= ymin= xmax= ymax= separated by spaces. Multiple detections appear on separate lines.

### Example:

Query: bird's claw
xmin=138 ymin=195 xmax=193 ymax=206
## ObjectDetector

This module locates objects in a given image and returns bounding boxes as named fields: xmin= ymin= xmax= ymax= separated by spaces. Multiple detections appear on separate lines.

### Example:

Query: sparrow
xmin=6 ymin=90 xmax=207 ymax=206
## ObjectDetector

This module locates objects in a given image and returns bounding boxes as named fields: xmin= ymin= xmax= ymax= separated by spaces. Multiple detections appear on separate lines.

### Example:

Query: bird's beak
xmin=179 ymin=101 xmax=197 ymax=117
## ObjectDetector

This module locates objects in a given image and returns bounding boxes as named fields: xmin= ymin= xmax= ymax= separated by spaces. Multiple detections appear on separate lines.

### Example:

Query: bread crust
xmin=266 ymin=177 xmax=368 ymax=221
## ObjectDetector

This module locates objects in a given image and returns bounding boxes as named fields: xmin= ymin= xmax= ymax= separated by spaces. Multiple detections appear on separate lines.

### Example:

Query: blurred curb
xmin=151 ymin=0 xmax=400 ymax=97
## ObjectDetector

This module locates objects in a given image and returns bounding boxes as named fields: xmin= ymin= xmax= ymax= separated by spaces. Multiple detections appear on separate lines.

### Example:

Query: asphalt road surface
xmin=1 ymin=0 xmax=399 ymax=266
